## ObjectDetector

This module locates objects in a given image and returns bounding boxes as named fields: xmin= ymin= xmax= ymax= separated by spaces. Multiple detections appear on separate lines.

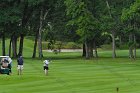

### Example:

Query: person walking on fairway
xmin=43 ymin=60 xmax=50 ymax=75
xmin=17 ymin=56 xmax=24 ymax=75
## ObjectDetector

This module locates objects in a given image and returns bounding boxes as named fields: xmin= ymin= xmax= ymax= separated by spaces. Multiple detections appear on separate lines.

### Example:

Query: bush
xmin=101 ymin=44 xmax=112 ymax=50
xmin=42 ymin=41 xmax=82 ymax=50
xmin=25 ymin=36 xmax=35 ymax=41
xmin=63 ymin=42 xmax=82 ymax=49
xmin=42 ymin=42 xmax=49 ymax=50
xmin=119 ymin=44 xmax=129 ymax=50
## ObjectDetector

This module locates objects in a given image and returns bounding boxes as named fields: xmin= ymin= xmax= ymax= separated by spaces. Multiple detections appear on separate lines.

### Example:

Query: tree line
xmin=0 ymin=0 xmax=140 ymax=59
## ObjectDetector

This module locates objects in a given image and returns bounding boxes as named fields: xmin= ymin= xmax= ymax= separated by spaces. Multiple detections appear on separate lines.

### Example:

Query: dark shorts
xmin=43 ymin=66 xmax=49 ymax=70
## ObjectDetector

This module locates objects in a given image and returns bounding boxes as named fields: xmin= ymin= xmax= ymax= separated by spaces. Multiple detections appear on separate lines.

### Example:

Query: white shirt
xmin=43 ymin=60 xmax=49 ymax=66
xmin=8 ymin=57 xmax=12 ymax=64
xmin=5 ymin=57 xmax=12 ymax=64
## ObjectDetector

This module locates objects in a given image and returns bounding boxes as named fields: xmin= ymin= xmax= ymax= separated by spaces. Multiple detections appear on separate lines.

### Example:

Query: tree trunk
xmin=82 ymin=43 xmax=86 ymax=57
xmin=133 ymin=34 xmax=136 ymax=59
xmin=119 ymin=36 xmax=122 ymax=45
xmin=106 ymin=0 xmax=116 ymax=58
xmin=85 ymin=41 xmax=89 ymax=59
xmin=32 ymin=29 xmax=39 ymax=58
xmin=112 ymin=30 xmax=116 ymax=58
xmin=8 ymin=36 xmax=12 ymax=57
xmin=18 ymin=34 xmax=24 ymax=56
xmin=129 ymin=33 xmax=134 ymax=59
xmin=84 ymin=40 xmax=95 ymax=59
xmin=12 ymin=34 xmax=17 ymax=58
xmin=2 ymin=32 xmax=5 ymax=56
xmin=37 ymin=8 xmax=49 ymax=58
xmin=38 ymin=10 xmax=43 ymax=58
xmin=89 ymin=41 xmax=93 ymax=57
xmin=94 ymin=46 xmax=98 ymax=58
xmin=93 ymin=39 xmax=98 ymax=58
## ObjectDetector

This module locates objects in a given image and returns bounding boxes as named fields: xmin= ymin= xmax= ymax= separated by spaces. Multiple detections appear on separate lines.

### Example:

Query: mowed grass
xmin=0 ymin=55 xmax=140 ymax=93
xmin=0 ymin=39 xmax=140 ymax=93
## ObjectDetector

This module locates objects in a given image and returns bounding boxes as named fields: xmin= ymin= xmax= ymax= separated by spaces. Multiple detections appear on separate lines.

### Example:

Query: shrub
xmin=63 ymin=42 xmax=82 ymax=49
xmin=119 ymin=44 xmax=129 ymax=50
xmin=42 ymin=41 xmax=82 ymax=50
xmin=101 ymin=44 xmax=112 ymax=50
xmin=42 ymin=42 xmax=49 ymax=50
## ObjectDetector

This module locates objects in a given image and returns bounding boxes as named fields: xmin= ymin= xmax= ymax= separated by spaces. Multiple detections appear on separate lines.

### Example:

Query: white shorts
xmin=17 ymin=65 xmax=23 ymax=70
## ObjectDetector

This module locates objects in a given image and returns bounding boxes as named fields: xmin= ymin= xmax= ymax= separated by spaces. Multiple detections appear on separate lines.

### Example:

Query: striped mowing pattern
xmin=0 ymin=58 xmax=140 ymax=93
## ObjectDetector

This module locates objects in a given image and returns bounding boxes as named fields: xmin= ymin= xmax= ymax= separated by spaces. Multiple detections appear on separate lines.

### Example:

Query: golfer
xmin=43 ymin=60 xmax=50 ymax=75
xmin=17 ymin=56 xmax=24 ymax=75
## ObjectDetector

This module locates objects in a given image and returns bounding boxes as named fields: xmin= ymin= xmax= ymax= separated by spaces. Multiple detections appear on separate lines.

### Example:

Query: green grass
xmin=0 ymin=56 xmax=140 ymax=93
xmin=0 ymin=39 xmax=140 ymax=93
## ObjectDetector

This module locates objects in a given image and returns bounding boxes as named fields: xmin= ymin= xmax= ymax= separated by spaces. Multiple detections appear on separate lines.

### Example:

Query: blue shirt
xmin=17 ymin=57 xmax=23 ymax=65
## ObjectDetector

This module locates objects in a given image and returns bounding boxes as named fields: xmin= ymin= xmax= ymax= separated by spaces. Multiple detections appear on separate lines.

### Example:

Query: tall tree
xmin=0 ymin=0 xmax=21 ymax=57
xmin=121 ymin=0 xmax=140 ymax=59
xmin=30 ymin=0 xmax=54 ymax=58
xmin=65 ymin=0 xmax=100 ymax=59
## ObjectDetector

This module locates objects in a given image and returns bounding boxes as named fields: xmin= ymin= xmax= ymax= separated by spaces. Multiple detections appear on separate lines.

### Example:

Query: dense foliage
xmin=0 ymin=0 xmax=140 ymax=59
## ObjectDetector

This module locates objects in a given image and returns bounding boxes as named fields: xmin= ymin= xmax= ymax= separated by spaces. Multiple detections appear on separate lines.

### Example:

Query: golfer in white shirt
xmin=43 ymin=60 xmax=50 ymax=75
